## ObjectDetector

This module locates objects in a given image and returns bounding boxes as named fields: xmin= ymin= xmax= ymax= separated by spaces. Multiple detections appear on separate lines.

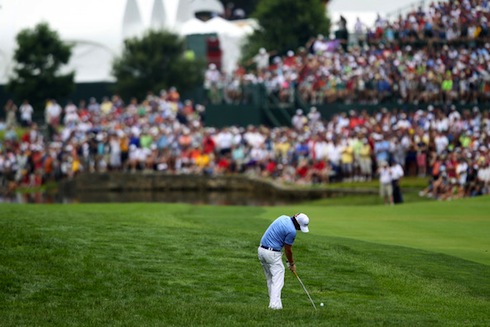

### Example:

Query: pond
xmin=1 ymin=190 xmax=294 ymax=206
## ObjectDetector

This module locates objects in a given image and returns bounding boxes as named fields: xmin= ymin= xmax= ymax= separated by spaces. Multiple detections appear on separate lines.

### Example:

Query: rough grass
xmin=0 ymin=198 xmax=489 ymax=326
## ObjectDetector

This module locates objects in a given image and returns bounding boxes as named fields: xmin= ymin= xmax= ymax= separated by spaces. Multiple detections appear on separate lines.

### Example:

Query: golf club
xmin=293 ymin=271 xmax=317 ymax=310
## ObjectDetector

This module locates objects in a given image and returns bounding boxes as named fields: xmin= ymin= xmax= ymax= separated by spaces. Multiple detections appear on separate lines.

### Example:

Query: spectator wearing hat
xmin=204 ymin=63 xmax=222 ymax=104
xmin=307 ymin=107 xmax=322 ymax=127
xmin=252 ymin=48 xmax=271 ymax=73
xmin=292 ymin=109 xmax=307 ymax=131
xmin=284 ymin=50 xmax=297 ymax=68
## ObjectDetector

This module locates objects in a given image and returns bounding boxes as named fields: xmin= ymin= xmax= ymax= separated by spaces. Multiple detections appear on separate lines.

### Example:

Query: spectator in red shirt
xmin=296 ymin=159 xmax=310 ymax=183
xmin=202 ymin=130 xmax=216 ymax=154
xmin=216 ymin=155 xmax=231 ymax=174
xmin=311 ymin=159 xmax=330 ymax=184
xmin=264 ymin=159 xmax=277 ymax=178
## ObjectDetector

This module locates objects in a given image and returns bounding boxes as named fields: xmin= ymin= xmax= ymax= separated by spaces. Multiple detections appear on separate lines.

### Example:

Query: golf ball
xmin=320 ymin=303 xmax=324 ymax=307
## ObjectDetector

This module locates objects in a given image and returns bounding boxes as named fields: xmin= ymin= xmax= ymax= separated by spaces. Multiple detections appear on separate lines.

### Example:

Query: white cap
xmin=296 ymin=213 xmax=309 ymax=233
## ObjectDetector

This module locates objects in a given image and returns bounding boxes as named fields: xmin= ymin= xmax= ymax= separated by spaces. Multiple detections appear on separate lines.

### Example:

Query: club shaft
xmin=294 ymin=271 xmax=317 ymax=310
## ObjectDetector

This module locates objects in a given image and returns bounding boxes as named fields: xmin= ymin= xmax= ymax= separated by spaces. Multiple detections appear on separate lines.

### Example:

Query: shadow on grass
xmin=303 ymin=234 xmax=490 ymax=299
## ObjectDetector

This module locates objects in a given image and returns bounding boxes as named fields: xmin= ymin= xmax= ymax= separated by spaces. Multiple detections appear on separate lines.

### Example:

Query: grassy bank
xmin=307 ymin=176 xmax=432 ymax=206
xmin=0 ymin=199 xmax=489 ymax=326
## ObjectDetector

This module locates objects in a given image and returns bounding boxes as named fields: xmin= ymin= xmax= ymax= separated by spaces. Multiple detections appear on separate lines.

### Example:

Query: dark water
xmin=1 ymin=190 xmax=292 ymax=206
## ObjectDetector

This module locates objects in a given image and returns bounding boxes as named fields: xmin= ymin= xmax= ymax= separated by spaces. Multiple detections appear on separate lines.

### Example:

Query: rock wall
xmin=60 ymin=172 xmax=376 ymax=202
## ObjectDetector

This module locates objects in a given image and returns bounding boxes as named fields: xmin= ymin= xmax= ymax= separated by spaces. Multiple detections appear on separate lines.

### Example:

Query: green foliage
xmin=242 ymin=0 xmax=330 ymax=63
xmin=112 ymin=30 xmax=205 ymax=101
xmin=0 ymin=199 xmax=489 ymax=326
xmin=7 ymin=22 xmax=74 ymax=112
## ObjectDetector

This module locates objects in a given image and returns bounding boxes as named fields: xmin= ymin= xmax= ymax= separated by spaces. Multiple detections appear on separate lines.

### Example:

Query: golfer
xmin=258 ymin=212 xmax=310 ymax=310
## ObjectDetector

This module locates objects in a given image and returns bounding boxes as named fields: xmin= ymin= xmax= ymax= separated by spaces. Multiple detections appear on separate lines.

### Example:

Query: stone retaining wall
xmin=60 ymin=172 xmax=376 ymax=202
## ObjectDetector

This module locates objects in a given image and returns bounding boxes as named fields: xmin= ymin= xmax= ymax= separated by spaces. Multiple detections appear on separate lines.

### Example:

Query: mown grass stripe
xmin=0 ymin=198 xmax=489 ymax=326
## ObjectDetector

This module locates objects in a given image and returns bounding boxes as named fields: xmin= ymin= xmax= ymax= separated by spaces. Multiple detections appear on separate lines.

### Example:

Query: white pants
xmin=258 ymin=246 xmax=284 ymax=309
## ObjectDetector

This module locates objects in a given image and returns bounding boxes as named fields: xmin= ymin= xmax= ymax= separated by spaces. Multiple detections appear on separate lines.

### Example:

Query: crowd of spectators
xmin=1 ymin=92 xmax=489 ymax=201
xmin=2 ymin=0 xmax=490 ymax=202
xmin=204 ymin=42 xmax=490 ymax=106
xmin=203 ymin=0 xmax=490 ymax=106
xmin=361 ymin=0 xmax=490 ymax=45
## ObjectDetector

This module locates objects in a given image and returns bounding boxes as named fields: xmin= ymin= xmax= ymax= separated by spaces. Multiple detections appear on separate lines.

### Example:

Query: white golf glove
xmin=287 ymin=261 xmax=296 ymax=272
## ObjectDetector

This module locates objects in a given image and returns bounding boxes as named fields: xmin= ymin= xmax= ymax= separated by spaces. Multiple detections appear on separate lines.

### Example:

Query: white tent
xmin=175 ymin=0 xmax=224 ymax=28
xmin=122 ymin=0 xmax=145 ymax=40
xmin=174 ymin=0 xmax=195 ymax=28
xmin=150 ymin=0 xmax=167 ymax=31
xmin=206 ymin=16 xmax=244 ymax=37
xmin=0 ymin=0 xmax=241 ymax=84
xmin=180 ymin=18 xmax=212 ymax=36
xmin=205 ymin=17 xmax=249 ymax=74
xmin=191 ymin=0 xmax=224 ymax=14
xmin=179 ymin=17 xmax=252 ymax=74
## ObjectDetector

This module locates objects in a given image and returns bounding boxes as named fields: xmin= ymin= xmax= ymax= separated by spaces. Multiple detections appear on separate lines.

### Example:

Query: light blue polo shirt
xmin=260 ymin=215 xmax=297 ymax=251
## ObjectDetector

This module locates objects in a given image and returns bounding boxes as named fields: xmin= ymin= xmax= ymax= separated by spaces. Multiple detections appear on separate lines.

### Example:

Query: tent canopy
xmin=180 ymin=18 xmax=213 ymax=36
xmin=206 ymin=16 xmax=245 ymax=37
xmin=180 ymin=16 xmax=252 ymax=74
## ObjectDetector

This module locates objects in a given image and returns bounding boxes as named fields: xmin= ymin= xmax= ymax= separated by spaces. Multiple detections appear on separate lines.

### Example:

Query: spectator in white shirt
xmin=19 ymin=100 xmax=34 ymax=127
xmin=434 ymin=131 xmax=449 ymax=155
xmin=307 ymin=107 xmax=322 ymax=127
xmin=477 ymin=160 xmax=490 ymax=193
xmin=253 ymin=48 xmax=270 ymax=72
xmin=378 ymin=161 xmax=394 ymax=205
xmin=354 ymin=17 xmax=366 ymax=46
xmin=216 ymin=128 xmax=234 ymax=155
xmin=64 ymin=101 xmax=79 ymax=125
xmin=327 ymin=139 xmax=342 ymax=179
xmin=390 ymin=160 xmax=405 ymax=204
xmin=292 ymin=109 xmax=307 ymax=131
xmin=45 ymin=99 xmax=62 ymax=141
xmin=204 ymin=63 xmax=222 ymax=104
xmin=46 ymin=100 xmax=62 ymax=126
xmin=244 ymin=126 xmax=265 ymax=149
xmin=456 ymin=157 xmax=468 ymax=186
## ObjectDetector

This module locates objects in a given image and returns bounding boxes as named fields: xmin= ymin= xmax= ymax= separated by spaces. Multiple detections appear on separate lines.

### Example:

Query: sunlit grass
xmin=0 ymin=199 xmax=489 ymax=326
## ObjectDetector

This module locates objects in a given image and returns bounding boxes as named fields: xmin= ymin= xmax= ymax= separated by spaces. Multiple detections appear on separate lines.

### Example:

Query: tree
xmin=241 ymin=0 xmax=330 ymax=62
xmin=7 ymin=22 xmax=74 ymax=112
xmin=112 ymin=30 xmax=205 ymax=101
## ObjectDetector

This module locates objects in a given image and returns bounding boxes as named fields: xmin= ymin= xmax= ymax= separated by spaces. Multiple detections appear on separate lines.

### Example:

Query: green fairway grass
xmin=288 ymin=176 xmax=434 ymax=206
xmin=1 ymin=198 xmax=489 ymax=326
